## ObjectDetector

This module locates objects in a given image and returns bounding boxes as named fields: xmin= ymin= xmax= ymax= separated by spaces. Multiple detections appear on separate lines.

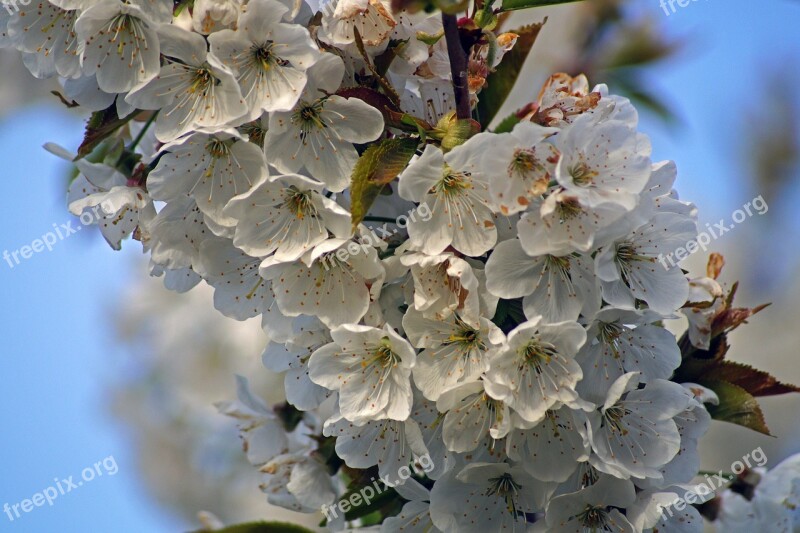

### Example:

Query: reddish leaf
xmin=77 ymin=105 xmax=137 ymax=160
xmin=705 ymin=361 xmax=800 ymax=398
xmin=336 ymin=87 xmax=403 ymax=128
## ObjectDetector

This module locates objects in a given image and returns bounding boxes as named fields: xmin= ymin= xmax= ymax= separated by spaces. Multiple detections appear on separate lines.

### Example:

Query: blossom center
xmin=555 ymin=197 xmax=583 ymax=223
xmin=205 ymin=138 xmax=231 ymax=159
xmin=435 ymin=167 xmax=472 ymax=196
xmin=363 ymin=337 xmax=401 ymax=369
xmin=292 ymin=100 xmax=327 ymax=140
xmin=485 ymin=473 xmax=523 ymax=518
xmin=444 ymin=315 xmax=485 ymax=352
xmin=575 ymin=505 xmax=612 ymax=529
xmin=598 ymin=321 xmax=624 ymax=358
xmin=189 ymin=66 xmax=216 ymax=95
xmin=544 ymin=410 xmax=562 ymax=437
xmin=240 ymin=121 xmax=267 ymax=148
xmin=106 ymin=14 xmax=143 ymax=56
xmin=253 ymin=42 xmax=289 ymax=71
xmin=602 ymin=405 xmax=631 ymax=435
xmin=519 ymin=340 xmax=558 ymax=373
xmin=615 ymin=242 xmax=654 ymax=283
xmin=508 ymin=148 xmax=542 ymax=180
xmin=283 ymin=187 xmax=315 ymax=219
xmin=569 ymin=161 xmax=597 ymax=186
xmin=545 ymin=254 xmax=571 ymax=275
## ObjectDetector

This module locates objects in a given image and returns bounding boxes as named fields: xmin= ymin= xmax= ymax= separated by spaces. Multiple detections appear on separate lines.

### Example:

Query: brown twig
xmin=442 ymin=13 xmax=471 ymax=120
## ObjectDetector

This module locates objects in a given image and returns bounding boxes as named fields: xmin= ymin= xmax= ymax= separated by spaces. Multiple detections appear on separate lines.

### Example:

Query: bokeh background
xmin=1 ymin=0 xmax=799 ymax=531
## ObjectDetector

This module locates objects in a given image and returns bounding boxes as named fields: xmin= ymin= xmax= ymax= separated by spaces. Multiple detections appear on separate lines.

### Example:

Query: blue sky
xmin=0 ymin=112 xmax=180 ymax=531
xmin=635 ymin=0 xmax=800 ymax=221
xmin=0 ymin=0 xmax=798 ymax=531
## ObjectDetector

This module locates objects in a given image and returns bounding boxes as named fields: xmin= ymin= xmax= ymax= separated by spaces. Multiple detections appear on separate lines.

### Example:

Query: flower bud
xmin=474 ymin=9 xmax=497 ymax=30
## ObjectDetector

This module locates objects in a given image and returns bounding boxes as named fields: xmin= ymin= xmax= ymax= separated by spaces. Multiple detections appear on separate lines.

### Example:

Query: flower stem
xmin=442 ymin=13 xmax=472 ymax=120
xmin=698 ymin=470 xmax=735 ymax=480
xmin=129 ymin=111 xmax=159 ymax=151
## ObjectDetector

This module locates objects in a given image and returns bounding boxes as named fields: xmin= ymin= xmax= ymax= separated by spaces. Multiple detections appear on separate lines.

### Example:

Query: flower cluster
xmin=1 ymin=1 xmax=722 ymax=531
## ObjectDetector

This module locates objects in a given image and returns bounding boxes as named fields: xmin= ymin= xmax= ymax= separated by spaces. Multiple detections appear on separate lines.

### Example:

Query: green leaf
xmin=350 ymin=137 xmax=419 ymax=229
xmin=196 ymin=521 xmax=315 ymax=533
xmin=77 ymin=105 xmax=138 ymax=160
xmin=492 ymin=298 xmax=526 ymax=333
xmin=393 ymin=111 xmax=432 ymax=136
xmin=499 ymin=0 xmax=584 ymax=12
xmin=701 ymin=379 xmax=772 ymax=436
xmin=493 ymin=112 xmax=521 ymax=133
xmin=415 ymin=29 xmax=444 ymax=46
xmin=173 ymin=0 xmax=194 ymax=16
xmin=343 ymin=486 xmax=400 ymax=521
xmin=374 ymin=39 xmax=406 ymax=77
xmin=475 ymin=21 xmax=546 ymax=128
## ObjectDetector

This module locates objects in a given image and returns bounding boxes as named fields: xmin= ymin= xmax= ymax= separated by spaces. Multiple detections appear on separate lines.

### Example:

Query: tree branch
xmin=442 ymin=13 xmax=471 ymax=120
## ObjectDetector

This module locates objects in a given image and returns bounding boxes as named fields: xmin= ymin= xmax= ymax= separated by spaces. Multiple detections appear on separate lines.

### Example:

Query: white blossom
xmin=224 ymin=173 xmax=351 ymax=261
xmin=534 ymin=475 xmax=637 ymax=532
xmin=262 ymin=316 xmax=333 ymax=410
xmin=192 ymin=0 xmax=244 ymax=34
xmin=319 ymin=0 xmax=396 ymax=47
xmin=576 ymin=308 xmax=681 ymax=404
xmin=194 ymin=238 xmax=288 ymax=323
xmin=403 ymin=307 xmax=504 ymax=401
xmin=506 ymin=406 xmax=590 ymax=483
xmin=485 ymin=238 xmax=600 ymax=323
xmin=437 ymin=381 xmax=511 ymax=452
xmin=309 ymin=324 xmax=416 ymax=424
xmin=430 ymin=463 xmax=548 ymax=532
xmin=587 ymin=373 xmax=693 ymax=480
xmin=263 ymin=53 xmax=385 ymax=192
xmin=75 ymin=0 xmax=164 ymax=93
xmin=125 ymin=25 xmax=248 ymax=141
xmin=148 ymin=130 xmax=268 ymax=226
xmin=9 ymin=1 xmax=81 ymax=79
xmin=260 ymin=238 xmax=385 ymax=328
xmin=208 ymin=0 xmax=320 ymax=118
xmin=595 ymin=211 xmax=697 ymax=314
xmin=398 ymin=144 xmax=496 ymax=257
xmin=554 ymin=113 xmax=652 ymax=211
xmin=468 ymin=121 xmax=559 ymax=215
xmin=323 ymin=414 xmax=428 ymax=484
xmin=484 ymin=317 xmax=587 ymax=424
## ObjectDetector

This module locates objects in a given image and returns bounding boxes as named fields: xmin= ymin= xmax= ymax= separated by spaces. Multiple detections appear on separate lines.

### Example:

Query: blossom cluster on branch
xmin=1 ymin=0 xmax=796 ymax=531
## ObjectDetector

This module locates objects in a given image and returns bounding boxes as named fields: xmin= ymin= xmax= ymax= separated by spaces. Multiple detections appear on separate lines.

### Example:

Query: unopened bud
xmin=473 ymin=8 xmax=497 ymax=30
xmin=431 ymin=111 xmax=481 ymax=151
